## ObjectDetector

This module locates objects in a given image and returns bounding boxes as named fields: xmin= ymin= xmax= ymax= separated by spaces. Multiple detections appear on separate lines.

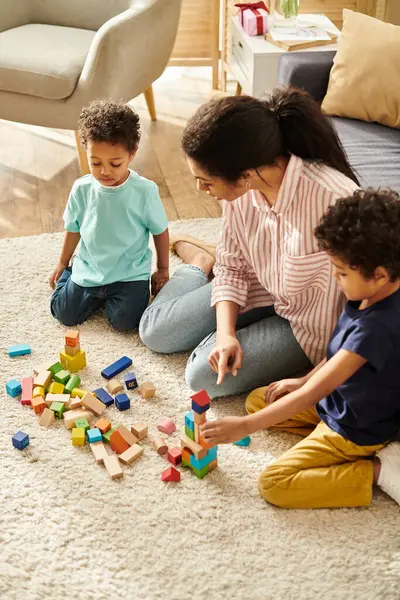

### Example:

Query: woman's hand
xmin=151 ymin=268 xmax=169 ymax=296
xmin=200 ymin=416 xmax=249 ymax=445
xmin=264 ymin=377 xmax=306 ymax=405
xmin=49 ymin=262 xmax=68 ymax=289
xmin=208 ymin=334 xmax=243 ymax=385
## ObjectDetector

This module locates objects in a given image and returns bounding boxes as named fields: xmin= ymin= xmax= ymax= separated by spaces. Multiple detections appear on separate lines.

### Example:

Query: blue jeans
xmin=139 ymin=265 xmax=312 ymax=398
xmin=51 ymin=267 xmax=150 ymax=331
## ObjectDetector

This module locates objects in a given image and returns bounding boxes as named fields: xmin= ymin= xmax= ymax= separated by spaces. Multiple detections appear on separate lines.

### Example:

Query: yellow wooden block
xmin=72 ymin=427 xmax=85 ymax=446
xmin=71 ymin=388 xmax=88 ymax=399
xmin=48 ymin=382 xmax=65 ymax=394
xmin=59 ymin=350 xmax=87 ymax=373
xmin=33 ymin=386 xmax=45 ymax=398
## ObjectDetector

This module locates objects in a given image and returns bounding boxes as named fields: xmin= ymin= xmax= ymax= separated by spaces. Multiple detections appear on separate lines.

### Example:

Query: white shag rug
xmin=1 ymin=219 xmax=399 ymax=600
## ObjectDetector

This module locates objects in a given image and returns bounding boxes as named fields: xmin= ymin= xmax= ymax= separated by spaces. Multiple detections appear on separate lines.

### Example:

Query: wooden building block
xmin=194 ymin=423 xmax=200 ymax=443
xmin=193 ymin=411 xmax=206 ymax=424
xmin=64 ymin=374 xmax=81 ymax=394
xmin=64 ymin=343 xmax=81 ymax=356
xmin=95 ymin=418 xmax=111 ymax=434
xmin=45 ymin=393 xmax=70 ymax=408
xmin=32 ymin=386 xmax=45 ymax=398
xmin=32 ymin=396 xmax=46 ymax=414
xmin=8 ymin=343 xmax=31 ymax=357
xmin=119 ymin=444 xmax=144 ymax=465
xmin=181 ymin=435 xmax=207 ymax=460
xmin=101 ymin=356 xmax=132 ymax=380
xmin=116 ymin=425 xmax=138 ymax=447
xmin=48 ymin=382 xmax=65 ymax=394
xmin=139 ymin=382 xmax=156 ymax=399
xmin=110 ymin=430 xmax=130 ymax=454
xmin=71 ymin=388 xmax=87 ymax=399
xmin=168 ymin=447 xmax=182 ymax=466
xmin=208 ymin=459 xmax=218 ymax=472
xmin=190 ymin=390 xmax=211 ymax=407
xmin=33 ymin=361 xmax=55 ymax=376
xmin=131 ymin=423 xmax=148 ymax=440
xmin=199 ymin=434 xmax=213 ymax=450
xmin=87 ymin=428 xmax=102 ymax=443
xmin=50 ymin=401 xmax=65 ymax=418
xmin=75 ymin=418 xmax=90 ymax=432
xmin=161 ymin=466 xmax=181 ymax=482
xmin=152 ymin=436 xmax=168 ymax=455
xmin=59 ymin=350 xmax=86 ymax=373
xmin=106 ymin=379 xmax=123 ymax=395
xmin=157 ymin=418 xmax=176 ymax=435
xmin=81 ymin=392 xmax=105 ymax=416
xmin=34 ymin=371 xmax=52 ymax=389
xmin=21 ymin=377 xmax=33 ymax=405
xmin=181 ymin=448 xmax=192 ymax=464
xmin=69 ymin=397 xmax=82 ymax=410
xmin=65 ymin=329 xmax=80 ymax=347
xmin=54 ymin=369 xmax=71 ymax=385
xmin=90 ymin=441 xmax=108 ymax=464
xmin=63 ymin=409 xmax=92 ymax=430
xmin=104 ymin=455 xmax=123 ymax=480
xmin=72 ymin=427 xmax=85 ymax=446
xmin=39 ymin=407 xmax=55 ymax=427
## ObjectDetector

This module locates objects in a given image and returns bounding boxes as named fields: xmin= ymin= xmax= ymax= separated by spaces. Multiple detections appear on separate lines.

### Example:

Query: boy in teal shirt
xmin=50 ymin=100 xmax=169 ymax=330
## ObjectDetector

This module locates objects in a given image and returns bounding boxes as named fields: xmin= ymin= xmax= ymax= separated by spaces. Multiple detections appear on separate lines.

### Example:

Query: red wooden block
xmin=21 ymin=377 xmax=33 ymax=405
xmin=167 ymin=447 xmax=182 ymax=466
xmin=161 ymin=466 xmax=181 ymax=482
xmin=110 ymin=430 xmax=130 ymax=454
xmin=190 ymin=390 xmax=211 ymax=407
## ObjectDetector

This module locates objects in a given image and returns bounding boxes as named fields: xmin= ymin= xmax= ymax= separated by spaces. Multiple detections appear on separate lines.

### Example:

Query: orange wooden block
xmin=65 ymin=329 xmax=80 ymax=347
xmin=32 ymin=396 xmax=46 ymax=414
xmin=198 ymin=434 xmax=212 ymax=450
xmin=95 ymin=418 xmax=111 ymax=434
xmin=110 ymin=430 xmax=130 ymax=454
xmin=181 ymin=448 xmax=192 ymax=463
xmin=152 ymin=436 xmax=168 ymax=455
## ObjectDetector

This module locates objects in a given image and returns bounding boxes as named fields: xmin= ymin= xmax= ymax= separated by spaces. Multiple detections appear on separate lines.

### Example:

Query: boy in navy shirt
xmin=201 ymin=189 xmax=400 ymax=509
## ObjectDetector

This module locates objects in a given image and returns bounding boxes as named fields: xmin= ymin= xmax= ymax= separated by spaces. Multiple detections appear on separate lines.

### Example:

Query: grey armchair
xmin=0 ymin=0 xmax=182 ymax=173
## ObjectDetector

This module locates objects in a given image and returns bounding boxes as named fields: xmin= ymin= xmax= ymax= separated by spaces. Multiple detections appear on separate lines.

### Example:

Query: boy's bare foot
xmin=174 ymin=241 xmax=215 ymax=277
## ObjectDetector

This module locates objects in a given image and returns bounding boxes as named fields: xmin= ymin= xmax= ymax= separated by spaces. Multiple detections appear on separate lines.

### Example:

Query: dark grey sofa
xmin=278 ymin=51 xmax=400 ymax=192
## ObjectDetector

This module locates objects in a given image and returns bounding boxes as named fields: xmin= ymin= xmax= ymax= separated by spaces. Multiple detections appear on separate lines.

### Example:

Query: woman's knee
xmin=245 ymin=387 xmax=267 ymax=414
xmin=185 ymin=352 xmax=215 ymax=392
xmin=139 ymin=308 xmax=180 ymax=353
xmin=258 ymin=464 xmax=292 ymax=507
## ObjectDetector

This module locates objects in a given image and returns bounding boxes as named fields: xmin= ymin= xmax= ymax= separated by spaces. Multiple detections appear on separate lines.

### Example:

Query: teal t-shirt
xmin=63 ymin=170 xmax=168 ymax=287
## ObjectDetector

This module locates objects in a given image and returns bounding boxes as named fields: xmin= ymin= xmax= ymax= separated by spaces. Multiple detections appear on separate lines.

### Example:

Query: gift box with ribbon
xmin=235 ymin=2 xmax=270 ymax=37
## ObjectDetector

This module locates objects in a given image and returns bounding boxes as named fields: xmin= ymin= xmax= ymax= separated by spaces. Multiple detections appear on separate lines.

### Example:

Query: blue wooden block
xmin=87 ymin=428 xmax=102 ymax=443
xmin=101 ymin=356 xmax=132 ymax=380
xmin=115 ymin=393 xmax=130 ymax=411
xmin=6 ymin=379 xmax=22 ymax=397
xmin=12 ymin=431 xmax=29 ymax=450
xmin=184 ymin=411 xmax=195 ymax=431
xmin=234 ymin=436 xmax=251 ymax=447
xmin=191 ymin=400 xmax=210 ymax=414
xmin=190 ymin=446 xmax=218 ymax=471
xmin=124 ymin=372 xmax=138 ymax=390
xmin=93 ymin=388 xmax=114 ymax=407
xmin=8 ymin=343 xmax=31 ymax=357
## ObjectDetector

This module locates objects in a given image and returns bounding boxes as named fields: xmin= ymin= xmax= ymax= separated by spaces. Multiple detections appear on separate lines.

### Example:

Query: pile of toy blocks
xmin=7 ymin=331 xmax=149 ymax=480
xmin=181 ymin=390 xmax=218 ymax=478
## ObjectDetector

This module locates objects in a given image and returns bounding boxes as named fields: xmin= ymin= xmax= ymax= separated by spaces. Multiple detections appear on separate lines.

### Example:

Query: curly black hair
xmin=315 ymin=189 xmax=400 ymax=281
xmin=78 ymin=100 xmax=141 ymax=153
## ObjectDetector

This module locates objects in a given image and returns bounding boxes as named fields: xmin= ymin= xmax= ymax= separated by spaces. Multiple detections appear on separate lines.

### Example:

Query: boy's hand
xmin=49 ymin=262 xmax=68 ymax=289
xmin=200 ymin=416 xmax=249 ymax=445
xmin=151 ymin=268 xmax=169 ymax=296
xmin=264 ymin=377 xmax=306 ymax=405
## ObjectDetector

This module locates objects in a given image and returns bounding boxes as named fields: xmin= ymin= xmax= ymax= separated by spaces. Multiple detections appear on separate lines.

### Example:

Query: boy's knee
xmin=245 ymin=388 xmax=267 ymax=414
xmin=50 ymin=300 xmax=80 ymax=327
xmin=109 ymin=311 xmax=139 ymax=332
xmin=258 ymin=464 xmax=292 ymax=507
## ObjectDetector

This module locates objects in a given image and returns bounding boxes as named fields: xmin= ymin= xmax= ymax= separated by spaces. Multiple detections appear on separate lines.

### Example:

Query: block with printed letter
xmin=65 ymin=329 xmax=80 ymax=347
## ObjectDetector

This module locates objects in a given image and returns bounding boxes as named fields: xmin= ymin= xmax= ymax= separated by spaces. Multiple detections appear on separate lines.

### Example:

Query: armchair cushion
xmin=0 ymin=23 xmax=95 ymax=100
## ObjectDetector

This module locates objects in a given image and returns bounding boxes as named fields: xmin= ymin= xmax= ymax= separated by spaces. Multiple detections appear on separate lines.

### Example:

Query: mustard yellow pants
xmin=246 ymin=387 xmax=386 ymax=509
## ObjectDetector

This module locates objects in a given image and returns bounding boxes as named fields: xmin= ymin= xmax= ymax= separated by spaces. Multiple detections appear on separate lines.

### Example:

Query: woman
xmin=139 ymin=87 xmax=359 ymax=398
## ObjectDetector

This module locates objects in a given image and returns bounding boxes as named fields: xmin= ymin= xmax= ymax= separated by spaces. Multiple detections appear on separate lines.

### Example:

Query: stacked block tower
xmin=181 ymin=390 xmax=218 ymax=478
xmin=60 ymin=330 xmax=87 ymax=373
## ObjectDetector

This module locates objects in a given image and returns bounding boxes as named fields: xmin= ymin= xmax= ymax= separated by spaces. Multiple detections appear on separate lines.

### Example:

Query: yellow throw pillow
xmin=321 ymin=9 xmax=400 ymax=128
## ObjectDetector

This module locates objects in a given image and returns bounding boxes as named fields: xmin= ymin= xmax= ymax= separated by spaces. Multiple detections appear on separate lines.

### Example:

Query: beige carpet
xmin=1 ymin=219 xmax=399 ymax=600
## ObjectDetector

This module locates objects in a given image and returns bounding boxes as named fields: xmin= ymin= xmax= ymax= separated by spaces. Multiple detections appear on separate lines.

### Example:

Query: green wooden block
xmin=54 ymin=369 xmax=71 ymax=384
xmin=102 ymin=427 xmax=116 ymax=444
xmin=50 ymin=401 xmax=65 ymax=418
xmin=64 ymin=375 xmax=81 ymax=394
xmin=182 ymin=458 xmax=190 ymax=468
xmin=185 ymin=426 xmax=195 ymax=441
xmin=75 ymin=418 xmax=90 ymax=432
xmin=192 ymin=464 xmax=209 ymax=479
xmin=49 ymin=361 xmax=64 ymax=377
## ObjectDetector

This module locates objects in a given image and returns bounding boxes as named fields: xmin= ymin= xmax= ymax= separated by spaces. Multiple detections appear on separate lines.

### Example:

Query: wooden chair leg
xmin=235 ymin=82 xmax=242 ymax=96
xmin=74 ymin=131 xmax=90 ymax=175
xmin=144 ymin=86 xmax=157 ymax=122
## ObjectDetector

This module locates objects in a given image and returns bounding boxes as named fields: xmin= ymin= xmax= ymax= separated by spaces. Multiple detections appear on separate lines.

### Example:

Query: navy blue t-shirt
xmin=317 ymin=287 xmax=400 ymax=445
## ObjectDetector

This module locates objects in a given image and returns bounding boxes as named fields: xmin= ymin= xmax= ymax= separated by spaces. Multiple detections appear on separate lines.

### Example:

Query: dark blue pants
xmin=50 ymin=268 xmax=150 ymax=331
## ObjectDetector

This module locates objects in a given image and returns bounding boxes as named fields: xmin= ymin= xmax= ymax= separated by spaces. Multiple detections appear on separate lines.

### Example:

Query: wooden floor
xmin=0 ymin=68 xmax=228 ymax=239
